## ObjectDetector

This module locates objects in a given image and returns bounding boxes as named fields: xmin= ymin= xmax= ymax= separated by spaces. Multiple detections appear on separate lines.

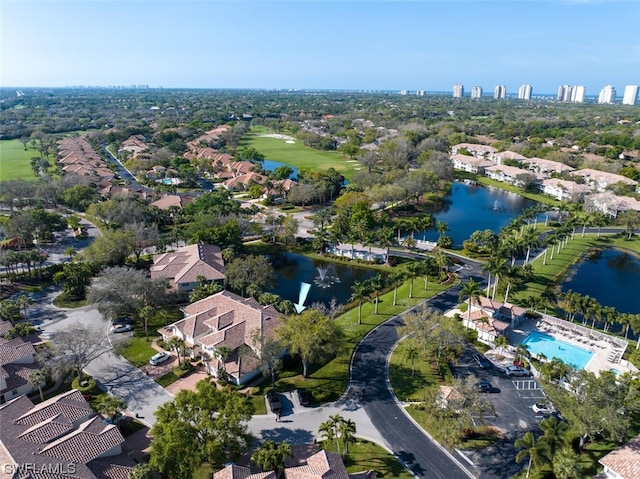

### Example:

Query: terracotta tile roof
xmin=285 ymin=450 xmax=350 ymax=479
xmin=599 ymin=433 xmax=640 ymax=479
xmin=213 ymin=463 xmax=275 ymax=479
xmin=150 ymin=243 xmax=225 ymax=289
xmin=0 ymin=319 xmax=12 ymax=336
xmin=0 ymin=337 xmax=36 ymax=365
xmin=0 ymin=390 xmax=131 ymax=479
xmin=1 ymin=362 xmax=40 ymax=394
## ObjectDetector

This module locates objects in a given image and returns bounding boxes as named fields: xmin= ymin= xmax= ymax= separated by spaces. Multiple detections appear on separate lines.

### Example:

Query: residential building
xmin=399 ymin=90 xmax=408 ymax=96
xmin=471 ymin=86 xmax=483 ymax=99
xmin=150 ymin=243 xmax=226 ymax=292
xmin=325 ymin=242 xmax=388 ymax=263
xmin=416 ymin=90 xmax=425 ymax=96
xmin=495 ymin=150 xmax=527 ymax=164
xmin=462 ymin=297 xmax=527 ymax=345
xmin=598 ymin=433 xmax=640 ymax=479
xmin=585 ymin=192 xmax=640 ymax=218
xmin=453 ymin=84 xmax=464 ymax=98
xmin=213 ymin=444 xmax=376 ymax=479
xmin=541 ymin=178 xmax=592 ymax=202
xmin=622 ymin=85 xmax=639 ymax=106
xmin=450 ymin=143 xmax=497 ymax=161
xmin=557 ymin=85 xmax=571 ymax=102
xmin=150 ymin=193 xmax=197 ymax=210
xmin=518 ymin=84 xmax=532 ymax=100
xmin=521 ymin=157 xmax=575 ymax=177
xmin=598 ymin=85 xmax=616 ymax=104
xmin=494 ymin=85 xmax=507 ymax=99
xmin=485 ymin=164 xmax=539 ymax=187
xmin=571 ymin=168 xmax=638 ymax=192
xmin=158 ymin=290 xmax=283 ymax=385
xmin=571 ymin=85 xmax=586 ymax=103
xmin=450 ymin=154 xmax=494 ymax=174
xmin=0 ymin=332 xmax=41 ymax=404
xmin=0 ymin=390 xmax=133 ymax=479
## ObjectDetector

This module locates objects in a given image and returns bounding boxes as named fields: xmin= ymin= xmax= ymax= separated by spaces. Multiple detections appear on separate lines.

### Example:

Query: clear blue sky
xmin=1 ymin=0 xmax=638 ymax=94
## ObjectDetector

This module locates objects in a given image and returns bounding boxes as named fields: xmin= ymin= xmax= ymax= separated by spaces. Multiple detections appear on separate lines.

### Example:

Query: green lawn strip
xmin=388 ymin=340 xmax=442 ymax=402
xmin=240 ymin=126 xmax=359 ymax=180
xmin=155 ymin=371 xmax=180 ymax=388
xmin=0 ymin=139 xmax=40 ymax=181
xmin=340 ymin=439 xmax=415 ymax=479
xmin=276 ymin=278 xmax=451 ymax=402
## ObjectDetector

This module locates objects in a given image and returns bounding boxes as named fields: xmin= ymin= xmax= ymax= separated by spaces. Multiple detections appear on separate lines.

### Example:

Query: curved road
xmin=350 ymin=259 xmax=484 ymax=479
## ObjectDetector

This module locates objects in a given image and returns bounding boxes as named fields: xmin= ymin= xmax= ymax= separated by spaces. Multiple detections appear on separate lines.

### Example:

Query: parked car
xmin=472 ymin=353 xmax=491 ymax=369
xmin=505 ymin=365 xmax=530 ymax=377
xmin=532 ymin=401 xmax=555 ymax=414
xmin=475 ymin=381 xmax=493 ymax=393
xmin=111 ymin=317 xmax=133 ymax=326
xmin=297 ymin=389 xmax=312 ymax=406
xmin=111 ymin=324 xmax=133 ymax=333
xmin=149 ymin=352 xmax=170 ymax=366
xmin=266 ymin=390 xmax=282 ymax=413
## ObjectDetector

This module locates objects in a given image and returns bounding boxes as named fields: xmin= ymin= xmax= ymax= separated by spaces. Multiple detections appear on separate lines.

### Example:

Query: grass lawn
xmin=0 ymin=140 xmax=41 ymax=181
xmin=240 ymin=126 xmax=360 ymax=181
xmin=342 ymin=439 xmax=414 ymax=479
xmin=275 ymin=273 xmax=452 ymax=403
xmin=389 ymin=340 xmax=442 ymax=401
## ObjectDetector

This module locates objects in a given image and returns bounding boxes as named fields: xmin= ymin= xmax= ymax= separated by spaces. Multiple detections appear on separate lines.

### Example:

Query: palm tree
xmin=28 ymin=368 xmax=47 ymax=402
xmin=319 ymin=415 xmax=342 ymax=455
xmin=404 ymin=344 xmax=419 ymax=376
xmin=349 ymin=281 xmax=370 ymax=325
xmin=389 ymin=271 xmax=405 ymax=306
xmin=494 ymin=335 xmax=509 ymax=356
xmin=368 ymin=274 xmax=386 ymax=315
xmin=16 ymin=294 xmax=32 ymax=319
xmin=251 ymin=440 xmax=292 ymax=477
xmin=167 ymin=336 xmax=184 ymax=367
xmin=139 ymin=305 xmax=155 ymax=341
xmin=376 ymin=227 xmax=395 ymax=264
xmin=553 ymin=447 xmax=580 ymax=479
xmin=515 ymin=432 xmax=540 ymax=479
xmin=436 ymin=220 xmax=448 ymax=240
xmin=433 ymin=250 xmax=451 ymax=281
xmin=521 ymin=227 xmax=539 ymax=265
xmin=337 ymin=417 xmax=357 ymax=456
xmin=538 ymin=415 xmax=569 ymax=460
xmin=459 ymin=278 xmax=483 ymax=324
xmin=95 ymin=394 xmax=127 ymax=425
xmin=406 ymin=262 xmax=422 ymax=299
xmin=64 ymin=246 xmax=77 ymax=261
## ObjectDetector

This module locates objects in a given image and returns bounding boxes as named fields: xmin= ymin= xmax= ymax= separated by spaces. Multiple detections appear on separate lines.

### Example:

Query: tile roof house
xmin=159 ymin=290 xmax=282 ymax=385
xmin=598 ymin=433 xmax=640 ymax=479
xmin=150 ymin=243 xmax=226 ymax=292
xmin=213 ymin=445 xmax=376 ymax=479
xmin=541 ymin=178 xmax=593 ymax=202
xmin=485 ymin=164 xmax=542 ymax=187
xmin=451 ymin=143 xmax=497 ymax=161
xmin=585 ymin=192 xmax=640 ymax=218
xmin=462 ymin=297 xmax=526 ymax=345
xmin=0 ymin=389 xmax=133 ymax=479
xmin=571 ymin=169 xmax=638 ymax=192
xmin=450 ymin=154 xmax=494 ymax=174
xmin=150 ymin=194 xmax=197 ymax=210
xmin=495 ymin=151 xmax=527 ymax=164
xmin=0 ymin=335 xmax=40 ymax=405
xmin=522 ymin=157 xmax=575 ymax=176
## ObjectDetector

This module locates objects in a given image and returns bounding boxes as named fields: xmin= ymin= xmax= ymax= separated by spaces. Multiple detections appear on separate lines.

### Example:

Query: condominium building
xmin=571 ymin=86 xmax=586 ymax=103
xmin=471 ymin=86 xmax=483 ymax=99
xmin=518 ymin=84 xmax=532 ymax=100
xmin=557 ymin=85 xmax=572 ymax=102
xmin=416 ymin=89 xmax=425 ymax=96
xmin=622 ymin=85 xmax=638 ymax=106
xmin=453 ymin=84 xmax=464 ymax=98
xmin=494 ymin=85 xmax=507 ymax=99
xmin=400 ymin=90 xmax=408 ymax=96
xmin=598 ymin=85 xmax=616 ymax=104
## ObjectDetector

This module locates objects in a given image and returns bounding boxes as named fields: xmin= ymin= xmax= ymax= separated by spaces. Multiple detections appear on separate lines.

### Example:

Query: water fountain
xmin=313 ymin=265 xmax=341 ymax=289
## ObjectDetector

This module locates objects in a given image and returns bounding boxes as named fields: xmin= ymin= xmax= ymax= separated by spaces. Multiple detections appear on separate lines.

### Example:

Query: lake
xmin=560 ymin=248 xmax=640 ymax=314
xmin=270 ymin=252 xmax=379 ymax=308
xmin=412 ymin=182 xmax=539 ymax=248
xmin=261 ymin=160 xmax=299 ymax=179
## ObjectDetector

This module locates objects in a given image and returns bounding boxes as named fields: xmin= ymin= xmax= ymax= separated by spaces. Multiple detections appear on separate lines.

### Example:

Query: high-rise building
xmin=557 ymin=85 xmax=572 ymax=102
xmin=571 ymin=86 xmax=586 ymax=103
xmin=518 ymin=84 xmax=532 ymax=100
xmin=453 ymin=84 xmax=464 ymax=98
xmin=622 ymin=85 xmax=638 ymax=106
xmin=471 ymin=86 xmax=483 ymax=99
xmin=400 ymin=90 xmax=408 ymax=96
xmin=598 ymin=85 xmax=616 ymax=104
xmin=494 ymin=85 xmax=507 ymax=99
xmin=416 ymin=90 xmax=425 ymax=97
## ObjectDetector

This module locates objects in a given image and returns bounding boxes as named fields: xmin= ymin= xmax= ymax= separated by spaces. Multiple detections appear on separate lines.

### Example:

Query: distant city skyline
xmin=1 ymin=1 xmax=639 ymax=91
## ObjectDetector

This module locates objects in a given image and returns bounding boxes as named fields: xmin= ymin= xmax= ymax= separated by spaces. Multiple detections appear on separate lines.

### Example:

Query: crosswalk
xmin=512 ymin=379 xmax=540 ymax=391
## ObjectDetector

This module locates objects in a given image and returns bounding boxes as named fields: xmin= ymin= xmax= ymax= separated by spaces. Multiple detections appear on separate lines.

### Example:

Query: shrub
xmin=248 ymin=387 xmax=260 ymax=396
xmin=72 ymin=376 xmax=96 ymax=393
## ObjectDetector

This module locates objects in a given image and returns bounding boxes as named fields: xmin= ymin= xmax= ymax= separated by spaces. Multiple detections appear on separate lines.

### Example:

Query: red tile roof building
xmin=598 ymin=433 xmax=640 ymax=479
xmin=150 ymin=243 xmax=226 ymax=291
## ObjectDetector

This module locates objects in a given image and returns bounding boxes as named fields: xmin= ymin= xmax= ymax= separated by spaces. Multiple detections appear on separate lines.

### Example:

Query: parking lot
xmin=452 ymin=349 xmax=549 ymax=478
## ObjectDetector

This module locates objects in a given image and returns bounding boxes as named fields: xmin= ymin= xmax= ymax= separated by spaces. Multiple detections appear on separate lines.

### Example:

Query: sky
xmin=1 ymin=0 xmax=639 ymax=94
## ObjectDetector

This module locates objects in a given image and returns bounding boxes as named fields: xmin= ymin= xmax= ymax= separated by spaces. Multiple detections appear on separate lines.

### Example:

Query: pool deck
xmin=508 ymin=315 xmax=633 ymax=376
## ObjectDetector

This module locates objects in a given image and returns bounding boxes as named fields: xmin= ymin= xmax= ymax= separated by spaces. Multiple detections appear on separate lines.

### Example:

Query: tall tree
xmin=251 ymin=440 xmax=292 ymax=477
xmin=52 ymin=323 xmax=111 ymax=379
xmin=150 ymin=380 xmax=254 ymax=479
xmin=514 ymin=432 xmax=541 ymax=479
xmin=277 ymin=309 xmax=343 ymax=378
xmin=403 ymin=343 xmax=419 ymax=376
xmin=28 ymin=368 xmax=47 ymax=402
xmin=349 ymin=281 xmax=370 ymax=325
xmin=95 ymin=394 xmax=127 ymax=425
xmin=459 ymin=278 xmax=483 ymax=324
xmin=226 ymin=255 xmax=276 ymax=297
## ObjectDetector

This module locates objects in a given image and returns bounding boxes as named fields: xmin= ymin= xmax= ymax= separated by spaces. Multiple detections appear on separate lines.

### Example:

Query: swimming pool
xmin=521 ymin=331 xmax=593 ymax=370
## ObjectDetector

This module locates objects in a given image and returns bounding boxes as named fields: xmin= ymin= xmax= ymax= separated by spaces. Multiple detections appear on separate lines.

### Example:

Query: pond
xmin=269 ymin=252 xmax=379 ymax=309
xmin=560 ymin=248 xmax=640 ymax=314
xmin=412 ymin=182 xmax=539 ymax=248
xmin=261 ymin=160 xmax=299 ymax=179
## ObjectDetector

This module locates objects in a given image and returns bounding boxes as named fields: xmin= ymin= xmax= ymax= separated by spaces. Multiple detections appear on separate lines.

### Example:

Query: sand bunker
xmin=260 ymin=133 xmax=296 ymax=141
